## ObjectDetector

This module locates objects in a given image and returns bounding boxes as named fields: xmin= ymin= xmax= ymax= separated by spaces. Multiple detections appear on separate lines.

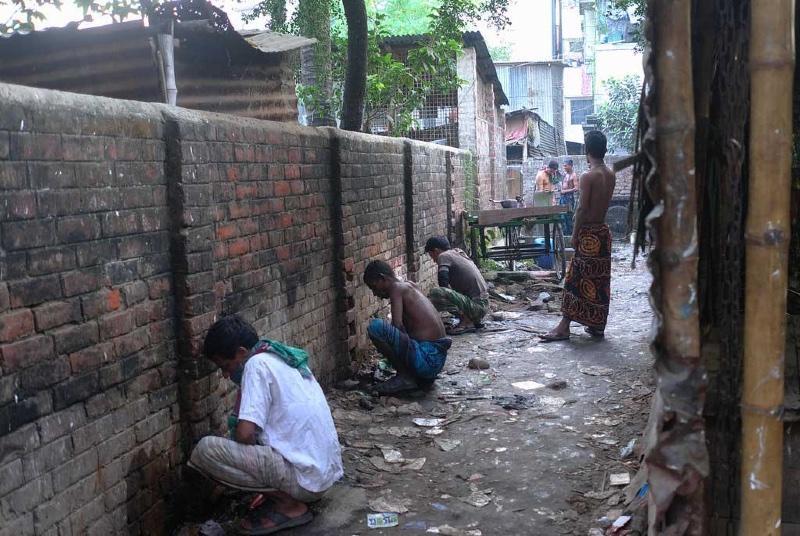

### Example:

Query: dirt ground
xmin=179 ymin=243 xmax=653 ymax=536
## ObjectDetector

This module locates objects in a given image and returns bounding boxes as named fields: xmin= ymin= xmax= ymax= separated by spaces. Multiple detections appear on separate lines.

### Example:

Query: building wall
xmin=0 ymin=82 xmax=470 ymax=535
xmin=594 ymin=43 xmax=643 ymax=104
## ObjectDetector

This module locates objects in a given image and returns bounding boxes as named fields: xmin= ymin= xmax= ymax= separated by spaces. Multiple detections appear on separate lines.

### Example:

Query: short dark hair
xmin=565 ymin=158 xmax=574 ymax=165
xmin=547 ymin=160 xmax=559 ymax=170
xmin=203 ymin=314 xmax=258 ymax=360
xmin=364 ymin=260 xmax=395 ymax=283
xmin=424 ymin=236 xmax=450 ymax=253
xmin=585 ymin=130 xmax=607 ymax=159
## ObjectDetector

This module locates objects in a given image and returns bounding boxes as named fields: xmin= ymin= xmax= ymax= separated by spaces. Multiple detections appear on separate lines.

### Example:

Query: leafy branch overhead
xmin=596 ymin=75 xmax=641 ymax=154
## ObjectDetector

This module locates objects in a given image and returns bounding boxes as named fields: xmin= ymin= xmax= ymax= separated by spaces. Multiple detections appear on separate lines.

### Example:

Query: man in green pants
xmin=425 ymin=236 xmax=489 ymax=335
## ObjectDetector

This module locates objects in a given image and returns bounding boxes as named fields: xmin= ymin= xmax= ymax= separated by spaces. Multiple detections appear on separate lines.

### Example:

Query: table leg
xmin=544 ymin=223 xmax=551 ymax=255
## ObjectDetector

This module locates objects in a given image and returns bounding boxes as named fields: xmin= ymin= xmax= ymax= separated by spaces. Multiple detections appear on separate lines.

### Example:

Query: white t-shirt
xmin=237 ymin=351 xmax=344 ymax=492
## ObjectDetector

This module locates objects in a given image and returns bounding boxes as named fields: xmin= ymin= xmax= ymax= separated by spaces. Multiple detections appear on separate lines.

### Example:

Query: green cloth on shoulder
xmin=249 ymin=339 xmax=313 ymax=379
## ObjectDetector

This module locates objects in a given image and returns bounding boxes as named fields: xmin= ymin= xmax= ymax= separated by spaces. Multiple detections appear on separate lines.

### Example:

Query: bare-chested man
xmin=364 ymin=260 xmax=452 ymax=394
xmin=541 ymin=131 xmax=616 ymax=341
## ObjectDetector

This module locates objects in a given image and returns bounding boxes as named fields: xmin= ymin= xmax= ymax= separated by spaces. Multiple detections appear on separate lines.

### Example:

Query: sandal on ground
xmin=538 ymin=332 xmax=570 ymax=342
xmin=446 ymin=324 xmax=477 ymax=335
xmin=238 ymin=508 xmax=313 ymax=535
xmin=584 ymin=327 xmax=605 ymax=339
xmin=375 ymin=374 xmax=420 ymax=395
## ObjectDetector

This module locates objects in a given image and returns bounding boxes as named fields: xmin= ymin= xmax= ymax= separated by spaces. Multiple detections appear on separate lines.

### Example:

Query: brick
xmin=52 ymin=448 xmax=98 ymax=493
xmin=2 ymin=219 xmax=55 ymax=250
xmin=69 ymin=494 xmax=105 ymax=536
xmin=75 ymin=240 xmax=115 ymax=267
xmin=52 ymin=322 xmax=98 ymax=355
xmin=120 ymin=281 xmax=148 ymax=306
xmin=28 ymin=162 xmax=76 ymax=188
xmin=56 ymin=215 xmax=101 ymax=243
xmin=33 ymin=486 xmax=71 ymax=533
xmin=9 ymin=132 xmax=63 ymax=160
xmin=134 ymin=408 xmax=171 ymax=443
xmin=7 ymin=477 xmax=52 ymax=522
xmin=0 ymin=334 xmax=54 ymax=371
xmin=33 ymin=300 xmax=80 ymax=331
xmin=0 ymin=284 xmax=9 ymax=312
xmin=138 ymin=253 xmax=170 ymax=278
xmin=52 ymin=372 xmax=100 ymax=410
xmin=37 ymin=405 xmax=87 ymax=444
xmin=37 ymin=189 xmax=83 ymax=218
xmin=112 ymin=327 xmax=149 ymax=359
xmin=80 ymin=289 xmax=120 ymax=319
xmin=0 ymin=308 xmax=34 ymax=342
xmin=0 ymin=459 xmax=24 ymax=497
xmin=147 ymin=276 xmax=171 ymax=300
xmin=62 ymin=134 xmax=106 ymax=162
xmin=0 ymin=423 xmax=40 ymax=466
xmin=61 ymin=267 xmax=104 ymax=297
xmin=97 ymin=429 xmax=135 ymax=465
xmin=28 ymin=246 xmax=77 ymax=276
xmin=0 ymin=162 xmax=28 ymax=189
xmin=0 ymin=374 xmax=17 ymax=406
xmin=8 ymin=275 xmax=62 ymax=308
xmin=105 ymin=259 xmax=139 ymax=285
xmin=99 ymin=310 xmax=135 ymax=340
xmin=0 ymin=191 xmax=37 ymax=220
xmin=80 ymin=188 xmax=117 ymax=212
xmin=0 ymin=131 xmax=8 ymax=160
xmin=68 ymin=343 xmax=112 ymax=374
xmin=74 ymin=162 xmax=114 ymax=188
xmin=0 ymin=391 xmax=52 ymax=434
xmin=101 ymin=210 xmax=141 ymax=237
xmin=124 ymin=369 xmax=161 ymax=398
xmin=19 ymin=357 xmax=70 ymax=391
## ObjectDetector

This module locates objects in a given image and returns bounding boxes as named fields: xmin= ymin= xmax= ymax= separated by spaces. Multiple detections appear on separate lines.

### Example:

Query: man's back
xmin=580 ymin=165 xmax=616 ymax=223
xmin=394 ymin=281 xmax=446 ymax=341
xmin=437 ymin=249 xmax=488 ymax=300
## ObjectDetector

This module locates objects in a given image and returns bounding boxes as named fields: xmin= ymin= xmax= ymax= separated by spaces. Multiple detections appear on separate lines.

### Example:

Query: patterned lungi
xmin=562 ymin=223 xmax=612 ymax=331
xmin=428 ymin=287 xmax=488 ymax=325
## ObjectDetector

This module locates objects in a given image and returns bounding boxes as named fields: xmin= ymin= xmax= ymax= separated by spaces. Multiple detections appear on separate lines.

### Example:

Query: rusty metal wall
xmin=0 ymin=22 xmax=162 ymax=102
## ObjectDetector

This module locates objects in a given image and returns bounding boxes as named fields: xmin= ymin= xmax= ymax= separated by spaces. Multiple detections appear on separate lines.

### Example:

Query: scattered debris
xmin=588 ymin=529 xmax=605 ymax=536
xmin=539 ymin=292 xmax=553 ymax=303
xmin=198 ymin=520 xmax=224 ymax=536
xmin=607 ymin=494 xmax=621 ymax=506
xmin=427 ymin=525 xmax=482 ymax=535
xmin=619 ymin=438 xmax=637 ymax=459
xmin=367 ymin=513 xmax=400 ymax=529
xmin=337 ymin=379 xmax=360 ymax=390
xmin=546 ymin=379 xmax=568 ymax=390
xmin=435 ymin=438 xmax=462 ymax=452
xmin=404 ymin=521 xmax=429 ymax=530
xmin=490 ymin=311 xmax=522 ymax=321
xmin=579 ymin=365 xmax=614 ymax=377
xmin=425 ymin=427 xmax=445 ymax=436
xmin=583 ymin=490 xmax=617 ymax=500
xmin=431 ymin=502 xmax=449 ymax=511
xmin=461 ymin=490 xmax=493 ymax=508
xmin=489 ymin=289 xmax=516 ymax=303
xmin=413 ymin=418 xmax=445 ymax=427
xmin=539 ymin=396 xmax=567 ymax=409
xmin=493 ymin=394 xmax=536 ymax=410
xmin=370 ymin=456 xmax=427 ymax=473
xmin=368 ymin=426 xmax=420 ymax=438
xmin=511 ymin=380 xmax=545 ymax=390
xmin=368 ymin=495 xmax=412 ymax=514
xmin=609 ymin=473 xmax=630 ymax=486
xmin=380 ymin=448 xmax=405 ymax=463
xmin=494 ymin=447 xmax=507 ymax=453
xmin=468 ymin=358 xmax=490 ymax=370
xmin=612 ymin=515 xmax=632 ymax=529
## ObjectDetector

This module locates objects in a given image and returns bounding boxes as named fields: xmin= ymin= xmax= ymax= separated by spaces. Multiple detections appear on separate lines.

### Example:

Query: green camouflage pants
xmin=429 ymin=287 xmax=488 ymax=324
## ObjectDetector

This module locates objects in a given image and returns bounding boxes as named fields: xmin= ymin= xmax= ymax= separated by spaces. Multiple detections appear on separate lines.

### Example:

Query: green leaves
xmin=596 ymin=74 xmax=641 ymax=154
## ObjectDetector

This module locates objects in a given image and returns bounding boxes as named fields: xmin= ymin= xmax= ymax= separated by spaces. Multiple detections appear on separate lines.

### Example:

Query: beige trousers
xmin=189 ymin=436 xmax=323 ymax=503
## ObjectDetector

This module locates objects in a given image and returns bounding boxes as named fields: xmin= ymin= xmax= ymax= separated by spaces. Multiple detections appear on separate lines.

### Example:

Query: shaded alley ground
xmin=179 ymin=244 xmax=653 ymax=536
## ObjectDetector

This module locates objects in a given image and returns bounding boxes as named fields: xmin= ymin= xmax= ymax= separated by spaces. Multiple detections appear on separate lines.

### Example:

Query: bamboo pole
xmin=647 ymin=0 xmax=706 ymax=532
xmin=740 ymin=1 xmax=794 ymax=533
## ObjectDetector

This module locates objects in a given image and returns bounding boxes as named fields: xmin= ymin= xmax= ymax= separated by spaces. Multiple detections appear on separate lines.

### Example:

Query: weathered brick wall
xmin=0 ymin=82 xmax=470 ymax=535
xmin=0 ymin=85 xmax=181 ymax=536
xmin=338 ymin=131 xmax=407 ymax=356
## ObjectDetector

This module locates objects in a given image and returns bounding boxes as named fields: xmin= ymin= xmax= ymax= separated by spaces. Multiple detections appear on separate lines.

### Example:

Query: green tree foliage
xmin=596 ymin=74 xmax=641 ymax=154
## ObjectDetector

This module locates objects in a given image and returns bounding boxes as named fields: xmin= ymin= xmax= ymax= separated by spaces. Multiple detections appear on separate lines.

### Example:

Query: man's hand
xmin=234 ymin=419 xmax=258 ymax=445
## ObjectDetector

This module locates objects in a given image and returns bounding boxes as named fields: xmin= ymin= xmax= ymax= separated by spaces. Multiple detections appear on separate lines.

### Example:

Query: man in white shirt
xmin=188 ymin=315 xmax=343 ymax=534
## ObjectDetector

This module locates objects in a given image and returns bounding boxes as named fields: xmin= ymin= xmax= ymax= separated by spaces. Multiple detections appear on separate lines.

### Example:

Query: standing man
xmin=559 ymin=158 xmax=579 ymax=235
xmin=540 ymin=131 xmax=615 ymax=341
xmin=189 ymin=315 xmax=343 ymax=534
xmin=425 ymin=236 xmax=489 ymax=334
xmin=535 ymin=160 xmax=559 ymax=205
xmin=364 ymin=260 xmax=452 ymax=394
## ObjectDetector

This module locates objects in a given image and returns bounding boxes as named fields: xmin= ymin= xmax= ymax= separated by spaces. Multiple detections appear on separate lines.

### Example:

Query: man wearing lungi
xmin=540 ymin=131 xmax=615 ymax=341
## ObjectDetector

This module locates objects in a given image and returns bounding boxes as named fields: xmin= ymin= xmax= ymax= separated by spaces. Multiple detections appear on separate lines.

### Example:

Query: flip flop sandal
xmin=538 ymin=333 xmax=570 ymax=343
xmin=584 ymin=327 xmax=605 ymax=338
xmin=446 ymin=325 xmax=477 ymax=335
xmin=238 ymin=508 xmax=313 ymax=535
xmin=187 ymin=460 xmax=279 ymax=494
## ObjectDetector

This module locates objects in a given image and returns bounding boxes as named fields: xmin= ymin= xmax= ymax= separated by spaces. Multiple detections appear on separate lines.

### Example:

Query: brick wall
xmin=0 ymin=85 xmax=181 ymax=536
xmin=0 ymin=82 xmax=470 ymax=535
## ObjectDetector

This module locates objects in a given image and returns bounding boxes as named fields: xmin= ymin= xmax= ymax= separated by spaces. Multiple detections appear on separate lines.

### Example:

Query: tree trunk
xmin=298 ymin=0 xmax=335 ymax=127
xmin=340 ymin=0 xmax=368 ymax=131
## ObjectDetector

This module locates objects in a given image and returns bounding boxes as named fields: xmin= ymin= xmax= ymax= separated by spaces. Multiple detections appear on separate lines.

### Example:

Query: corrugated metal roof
xmin=238 ymin=30 xmax=316 ymax=53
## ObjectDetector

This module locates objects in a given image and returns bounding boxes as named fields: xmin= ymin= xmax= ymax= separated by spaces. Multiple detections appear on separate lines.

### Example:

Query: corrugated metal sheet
xmin=496 ymin=61 xmax=566 ymax=155
xmin=0 ymin=21 xmax=162 ymax=102
xmin=0 ymin=18 xmax=306 ymax=122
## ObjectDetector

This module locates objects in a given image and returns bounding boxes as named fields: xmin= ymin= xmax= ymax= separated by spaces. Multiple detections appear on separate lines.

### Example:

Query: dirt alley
xmin=184 ymin=244 xmax=654 ymax=536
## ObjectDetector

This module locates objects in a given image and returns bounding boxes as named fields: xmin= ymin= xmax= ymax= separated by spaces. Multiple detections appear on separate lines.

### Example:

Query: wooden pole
xmin=647 ymin=0 xmax=706 ymax=531
xmin=740 ymin=0 xmax=794 ymax=533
